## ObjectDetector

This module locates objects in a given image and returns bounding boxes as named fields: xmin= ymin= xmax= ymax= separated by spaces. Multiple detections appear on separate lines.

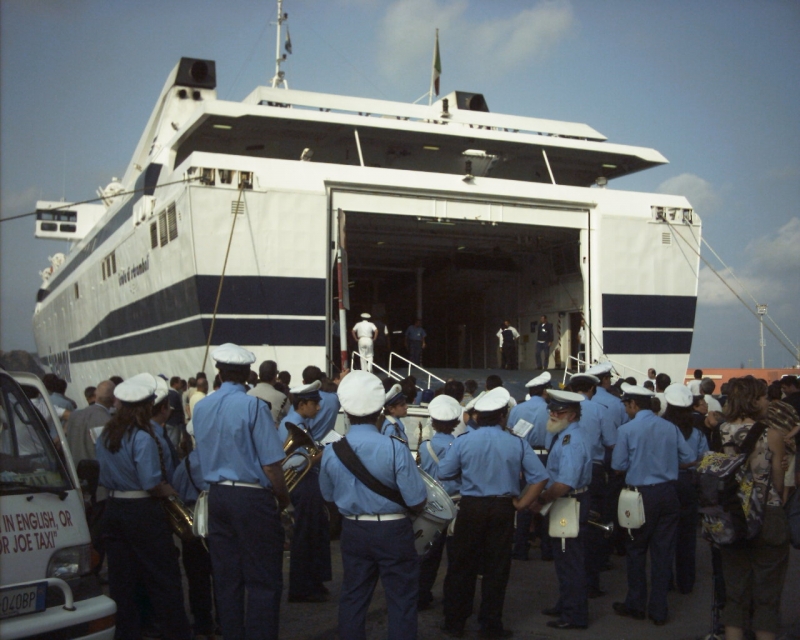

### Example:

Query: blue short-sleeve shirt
xmin=545 ymin=422 xmax=593 ymax=491
xmin=507 ymin=395 xmax=549 ymax=449
xmin=97 ymin=428 xmax=163 ymax=491
xmin=419 ymin=432 xmax=460 ymax=496
xmin=611 ymin=410 xmax=695 ymax=485
xmin=172 ymin=450 xmax=210 ymax=504
xmin=307 ymin=391 xmax=340 ymax=442
xmin=593 ymin=386 xmax=628 ymax=428
xmin=438 ymin=425 xmax=548 ymax=497
xmin=193 ymin=382 xmax=285 ymax=488
xmin=577 ymin=398 xmax=616 ymax=463
xmin=319 ymin=423 xmax=426 ymax=516
xmin=381 ymin=416 xmax=408 ymax=443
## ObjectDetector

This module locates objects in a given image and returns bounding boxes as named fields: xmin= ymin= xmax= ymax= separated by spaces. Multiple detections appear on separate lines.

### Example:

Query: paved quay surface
xmin=275 ymin=536 xmax=800 ymax=640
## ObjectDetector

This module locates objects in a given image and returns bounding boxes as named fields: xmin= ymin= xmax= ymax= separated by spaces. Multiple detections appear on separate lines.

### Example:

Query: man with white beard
xmin=530 ymin=390 xmax=593 ymax=630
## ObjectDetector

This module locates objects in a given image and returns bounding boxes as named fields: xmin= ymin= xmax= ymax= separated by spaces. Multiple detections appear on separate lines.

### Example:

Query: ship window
xmin=111 ymin=252 xmax=116 ymax=273
xmin=102 ymin=261 xmax=107 ymax=281
xmin=150 ymin=222 xmax=158 ymax=248
xmin=201 ymin=168 xmax=215 ymax=185
xmin=159 ymin=211 xmax=168 ymax=247
xmin=239 ymin=171 xmax=253 ymax=189
xmin=41 ymin=222 xmax=57 ymax=232
xmin=74 ymin=283 xmax=79 ymax=299
xmin=167 ymin=203 xmax=178 ymax=241
xmin=219 ymin=169 xmax=233 ymax=184
xmin=59 ymin=223 xmax=76 ymax=233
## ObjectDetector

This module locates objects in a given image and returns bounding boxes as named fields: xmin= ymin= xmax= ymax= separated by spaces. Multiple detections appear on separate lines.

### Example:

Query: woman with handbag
xmin=718 ymin=376 xmax=788 ymax=640
xmin=96 ymin=374 xmax=191 ymax=640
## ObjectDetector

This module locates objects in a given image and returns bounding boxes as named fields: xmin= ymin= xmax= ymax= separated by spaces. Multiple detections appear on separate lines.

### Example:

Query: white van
xmin=0 ymin=367 xmax=116 ymax=639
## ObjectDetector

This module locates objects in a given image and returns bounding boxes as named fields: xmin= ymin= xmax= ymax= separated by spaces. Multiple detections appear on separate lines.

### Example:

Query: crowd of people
xmin=39 ymin=357 xmax=800 ymax=640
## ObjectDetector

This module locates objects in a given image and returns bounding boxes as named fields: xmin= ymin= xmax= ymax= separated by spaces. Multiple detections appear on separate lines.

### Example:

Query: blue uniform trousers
xmin=208 ymin=484 xmax=284 ymax=640
xmin=443 ymin=496 xmax=516 ymax=633
xmin=181 ymin=535 xmax=216 ymax=634
xmin=104 ymin=497 xmax=191 ymax=640
xmin=408 ymin=340 xmax=423 ymax=365
xmin=418 ymin=525 xmax=452 ymax=606
xmin=623 ymin=482 xmax=679 ymax=622
xmin=585 ymin=463 xmax=607 ymax=590
xmin=535 ymin=342 xmax=550 ymax=370
xmin=339 ymin=517 xmax=419 ymax=640
xmin=552 ymin=492 xmax=590 ymax=627
xmin=289 ymin=469 xmax=332 ymax=598
xmin=673 ymin=469 xmax=699 ymax=593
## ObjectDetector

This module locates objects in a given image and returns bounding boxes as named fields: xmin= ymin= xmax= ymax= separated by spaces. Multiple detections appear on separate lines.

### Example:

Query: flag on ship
xmin=432 ymin=30 xmax=441 ymax=96
xmin=285 ymin=27 xmax=292 ymax=55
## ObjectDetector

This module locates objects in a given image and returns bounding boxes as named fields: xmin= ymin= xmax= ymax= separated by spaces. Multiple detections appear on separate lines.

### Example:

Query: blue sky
xmin=1 ymin=0 xmax=798 ymax=369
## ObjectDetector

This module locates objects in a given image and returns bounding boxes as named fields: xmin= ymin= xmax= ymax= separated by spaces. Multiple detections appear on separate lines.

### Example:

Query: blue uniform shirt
xmin=418 ymin=432 xmax=460 ymax=496
xmin=172 ymin=450 xmax=210 ymax=504
xmin=381 ymin=416 xmax=408 ymax=443
xmin=507 ymin=395 xmax=549 ymax=449
xmin=307 ymin=390 xmax=340 ymax=442
xmin=545 ymin=422 xmax=593 ymax=491
xmin=151 ymin=420 xmax=177 ymax=483
xmin=97 ymin=428 xmax=163 ymax=491
xmin=438 ymin=425 xmax=548 ymax=497
xmin=576 ymin=397 xmax=617 ymax=463
xmin=319 ymin=423 xmax=426 ymax=516
xmin=593 ymin=386 xmax=628 ymax=428
xmin=278 ymin=408 xmax=308 ymax=444
xmin=611 ymin=409 xmax=695 ymax=485
xmin=683 ymin=428 xmax=710 ymax=464
xmin=193 ymin=382 xmax=285 ymax=488
xmin=405 ymin=325 xmax=427 ymax=342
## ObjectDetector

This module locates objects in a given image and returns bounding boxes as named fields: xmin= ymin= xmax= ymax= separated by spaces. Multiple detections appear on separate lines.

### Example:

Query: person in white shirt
xmin=700 ymin=377 xmax=722 ymax=413
xmin=686 ymin=369 xmax=703 ymax=396
xmin=351 ymin=313 xmax=378 ymax=372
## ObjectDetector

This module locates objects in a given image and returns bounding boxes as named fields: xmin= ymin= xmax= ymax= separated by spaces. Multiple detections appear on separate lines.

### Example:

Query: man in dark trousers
xmin=535 ymin=315 xmax=554 ymax=370
xmin=496 ymin=320 xmax=520 ymax=370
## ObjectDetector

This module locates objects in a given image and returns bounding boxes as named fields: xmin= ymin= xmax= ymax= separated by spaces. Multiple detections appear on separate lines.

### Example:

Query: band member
xmin=533 ymin=389 xmax=592 ymax=630
xmin=382 ymin=383 xmax=409 ymax=443
xmin=319 ymin=371 xmax=427 ymax=640
xmin=440 ymin=387 xmax=548 ymax=638
xmin=193 ymin=343 xmax=289 ymax=640
xmin=96 ymin=375 xmax=192 ymax=640
xmin=417 ymin=394 xmax=463 ymax=610
xmin=611 ymin=383 xmax=693 ymax=626
xmin=279 ymin=381 xmax=332 ymax=603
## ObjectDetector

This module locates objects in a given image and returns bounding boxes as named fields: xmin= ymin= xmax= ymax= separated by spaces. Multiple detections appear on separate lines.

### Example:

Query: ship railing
xmin=349 ymin=351 xmax=399 ymax=381
xmin=562 ymin=356 xmax=648 ymax=388
xmin=388 ymin=353 xmax=445 ymax=390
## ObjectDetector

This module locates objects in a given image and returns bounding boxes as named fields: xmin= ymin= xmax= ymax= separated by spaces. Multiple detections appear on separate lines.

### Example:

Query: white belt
xmin=217 ymin=480 xmax=264 ymax=489
xmin=533 ymin=449 xmax=548 ymax=455
xmin=109 ymin=490 xmax=149 ymax=499
xmin=570 ymin=486 xmax=589 ymax=496
xmin=344 ymin=513 xmax=406 ymax=521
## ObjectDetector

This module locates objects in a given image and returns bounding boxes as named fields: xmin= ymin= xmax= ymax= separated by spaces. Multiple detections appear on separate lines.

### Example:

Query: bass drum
xmin=412 ymin=468 xmax=456 ymax=556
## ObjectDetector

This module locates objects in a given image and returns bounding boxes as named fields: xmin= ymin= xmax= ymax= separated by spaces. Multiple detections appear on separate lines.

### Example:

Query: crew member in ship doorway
xmin=405 ymin=318 xmax=427 ymax=366
xmin=351 ymin=313 xmax=378 ymax=372
xmin=535 ymin=315 xmax=554 ymax=371
xmin=496 ymin=320 xmax=520 ymax=370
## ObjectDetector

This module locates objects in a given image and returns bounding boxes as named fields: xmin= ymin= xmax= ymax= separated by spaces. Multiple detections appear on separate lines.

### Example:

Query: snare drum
xmin=412 ymin=468 xmax=456 ymax=556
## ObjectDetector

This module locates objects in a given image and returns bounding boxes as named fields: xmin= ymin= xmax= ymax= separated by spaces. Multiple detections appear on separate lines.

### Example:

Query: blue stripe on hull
xmin=602 ymin=330 xmax=693 ymax=354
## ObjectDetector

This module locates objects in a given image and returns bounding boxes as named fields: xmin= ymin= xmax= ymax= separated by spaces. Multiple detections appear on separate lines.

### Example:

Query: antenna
xmin=271 ymin=0 xmax=289 ymax=88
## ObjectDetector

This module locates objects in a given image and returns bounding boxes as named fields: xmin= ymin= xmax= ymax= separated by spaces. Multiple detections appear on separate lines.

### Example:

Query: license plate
xmin=0 ymin=582 xmax=47 ymax=620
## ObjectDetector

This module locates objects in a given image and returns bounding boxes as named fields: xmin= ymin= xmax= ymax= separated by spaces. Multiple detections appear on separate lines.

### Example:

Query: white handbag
xmin=192 ymin=490 xmax=209 ymax=538
xmin=618 ymin=487 xmax=645 ymax=531
xmin=548 ymin=497 xmax=579 ymax=550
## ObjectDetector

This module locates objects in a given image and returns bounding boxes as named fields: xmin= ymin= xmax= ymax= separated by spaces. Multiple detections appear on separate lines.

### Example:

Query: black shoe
xmin=439 ymin=623 xmax=465 ymax=638
xmin=612 ymin=602 xmax=645 ymax=620
xmin=479 ymin=628 xmax=513 ymax=638
xmin=288 ymin=592 xmax=330 ymax=603
xmin=587 ymin=587 xmax=607 ymax=599
xmin=541 ymin=607 xmax=561 ymax=617
xmin=648 ymin=614 xmax=667 ymax=626
xmin=546 ymin=620 xmax=587 ymax=630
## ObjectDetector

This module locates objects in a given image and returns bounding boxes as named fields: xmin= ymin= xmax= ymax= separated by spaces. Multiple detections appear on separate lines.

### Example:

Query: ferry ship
xmin=32 ymin=35 xmax=701 ymax=398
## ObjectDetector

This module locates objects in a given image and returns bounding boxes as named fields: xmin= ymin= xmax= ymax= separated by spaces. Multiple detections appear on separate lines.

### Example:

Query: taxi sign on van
xmin=0 ymin=581 xmax=47 ymax=619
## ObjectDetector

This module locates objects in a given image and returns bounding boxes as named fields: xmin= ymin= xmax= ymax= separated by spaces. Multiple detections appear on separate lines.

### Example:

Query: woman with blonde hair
xmin=718 ymin=376 xmax=789 ymax=640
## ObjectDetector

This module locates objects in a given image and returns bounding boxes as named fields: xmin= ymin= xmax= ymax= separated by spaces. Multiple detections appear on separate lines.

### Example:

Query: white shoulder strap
xmin=426 ymin=440 xmax=439 ymax=464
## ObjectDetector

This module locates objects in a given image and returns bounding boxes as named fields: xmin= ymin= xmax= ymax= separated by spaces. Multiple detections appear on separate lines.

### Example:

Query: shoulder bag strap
xmin=332 ymin=438 xmax=408 ymax=509
xmin=736 ymin=421 xmax=768 ymax=458
xmin=185 ymin=456 xmax=202 ymax=494
xmin=425 ymin=440 xmax=439 ymax=464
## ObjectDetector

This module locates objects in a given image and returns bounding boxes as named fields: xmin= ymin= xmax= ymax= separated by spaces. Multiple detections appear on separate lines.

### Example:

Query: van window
xmin=0 ymin=375 xmax=70 ymax=495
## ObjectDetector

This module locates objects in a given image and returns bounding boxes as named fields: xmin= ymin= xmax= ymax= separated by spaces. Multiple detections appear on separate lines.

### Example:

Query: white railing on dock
xmin=388 ymin=353 xmax=445 ymax=389
xmin=562 ymin=356 xmax=648 ymax=387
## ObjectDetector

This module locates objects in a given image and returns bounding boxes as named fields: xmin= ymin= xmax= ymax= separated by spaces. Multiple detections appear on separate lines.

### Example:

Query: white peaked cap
xmin=665 ymin=383 xmax=693 ymax=408
xmin=526 ymin=371 xmax=551 ymax=387
xmin=428 ymin=395 xmax=463 ymax=421
xmin=385 ymin=383 xmax=405 ymax=405
xmin=337 ymin=371 xmax=385 ymax=416
xmin=360 ymin=313 xmax=371 ymax=319
xmin=586 ymin=362 xmax=613 ymax=377
xmin=153 ymin=375 xmax=170 ymax=404
xmin=211 ymin=343 xmax=256 ymax=366
xmin=114 ymin=373 xmax=157 ymax=404
xmin=474 ymin=387 xmax=511 ymax=413
xmin=620 ymin=382 xmax=655 ymax=398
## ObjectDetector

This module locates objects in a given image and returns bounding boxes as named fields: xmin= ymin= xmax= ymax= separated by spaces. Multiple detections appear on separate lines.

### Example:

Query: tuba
xmin=281 ymin=423 xmax=323 ymax=493
xmin=161 ymin=494 xmax=196 ymax=541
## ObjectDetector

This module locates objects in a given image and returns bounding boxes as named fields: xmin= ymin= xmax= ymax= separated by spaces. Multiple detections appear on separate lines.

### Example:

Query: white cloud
xmin=656 ymin=173 xmax=720 ymax=216
xmin=746 ymin=216 xmax=800 ymax=276
xmin=376 ymin=0 xmax=574 ymax=84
